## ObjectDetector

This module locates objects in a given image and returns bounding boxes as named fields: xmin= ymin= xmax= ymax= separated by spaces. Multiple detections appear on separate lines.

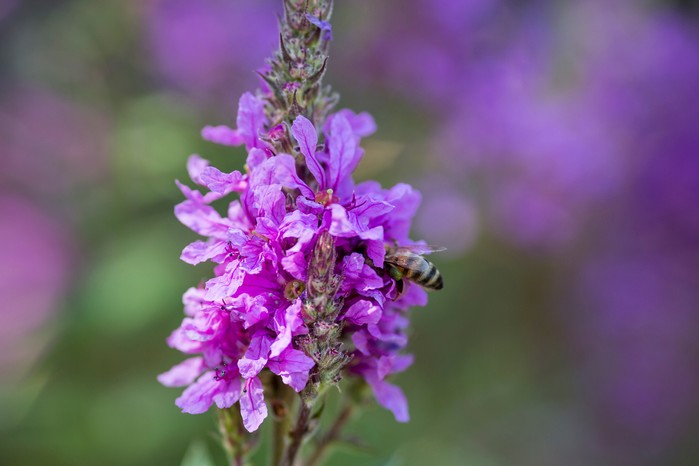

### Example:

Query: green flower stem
xmin=306 ymin=403 xmax=355 ymax=466
xmin=280 ymin=383 xmax=320 ymax=466
xmin=269 ymin=377 xmax=294 ymax=466
xmin=218 ymin=407 xmax=249 ymax=466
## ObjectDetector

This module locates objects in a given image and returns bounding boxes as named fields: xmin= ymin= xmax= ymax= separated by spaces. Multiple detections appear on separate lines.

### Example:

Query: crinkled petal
xmin=213 ymin=378 xmax=243 ymax=409
xmin=343 ymin=299 xmax=382 ymax=325
xmin=200 ymin=167 xmax=246 ymax=195
xmin=281 ymin=252 xmax=308 ymax=281
xmin=205 ymin=260 xmax=246 ymax=301
xmin=166 ymin=325 xmax=203 ymax=353
xmin=291 ymin=115 xmax=325 ymax=188
xmin=324 ymin=110 xmax=376 ymax=140
xmin=158 ymin=357 xmax=205 ymax=387
xmin=175 ymin=373 xmax=219 ymax=414
xmin=201 ymin=125 xmax=245 ymax=146
xmin=180 ymin=239 xmax=228 ymax=265
xmin=240 ymin=377 xmax=268 ymax=432
xmin=327 ymin=113 xmax=358 ymax=191
xmin=236 ymin=92 xmax=267 ymax=149
xmin=251 ymin=153 xmax=313 ymax=198
xmin=183 ymin=287 xmax=207 ymax=316
xmin=246 ymin=147 xmax=269 ymax=170
xmin=268 ymin=348 xmax=315 ymax=392
xmin=270 ymin=300 xmax=304 ymax=358
xmin=187 ymin=154 xmax=209 ymax=185
xmin=367 ymin=377 xmax=410 ymax=423
xmin=238 ymin=331 xmax=273 ymax=379
xmin=352 ymin=330 xmax=371 ymax=355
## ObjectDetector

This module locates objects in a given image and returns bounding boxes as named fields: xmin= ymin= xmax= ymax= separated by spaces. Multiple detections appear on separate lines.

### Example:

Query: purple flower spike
xmin=161 ymin=0 xmax=440 ymax=440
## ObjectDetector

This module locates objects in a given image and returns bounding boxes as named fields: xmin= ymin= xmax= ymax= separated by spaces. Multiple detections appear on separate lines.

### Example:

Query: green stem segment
xmin=218 ymin=408 xmax=249 ymax=466
xmin=306 ymin=403 xmax=355 ymax=466
xmin=281 ymin=397 xmax=315 ymax=466
xmin=270 ymin=377 xmax=294 ymax=466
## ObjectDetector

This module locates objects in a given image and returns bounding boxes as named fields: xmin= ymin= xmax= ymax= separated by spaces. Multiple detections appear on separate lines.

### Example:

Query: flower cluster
xmin=159 ymin=89 xmax=429 ymax=431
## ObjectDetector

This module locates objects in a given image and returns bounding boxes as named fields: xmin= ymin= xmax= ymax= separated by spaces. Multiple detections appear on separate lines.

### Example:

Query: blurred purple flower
xmin=146 ymin=0 xmax=279 ymax=96
xmin=0 ymin=88 xmax=110 ymax=195
xmin=0 ymin=195 xmax=72 ymax=380
xmin=0 ymin=0 xmax=18 ymax=22
xmin=564 ymin=5 xmax=699 ymax=458
xmin=415 ymin=188 xmax=478 ymax=255
xmin=573 ymin=254 xmax=699 ymax=458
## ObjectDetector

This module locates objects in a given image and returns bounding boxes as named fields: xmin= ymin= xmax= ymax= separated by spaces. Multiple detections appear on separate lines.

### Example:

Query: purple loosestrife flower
xmin=161 ymin=98 xmax=425 ymax=429
xmin=160 ymin=1 xmax=436 ymax=441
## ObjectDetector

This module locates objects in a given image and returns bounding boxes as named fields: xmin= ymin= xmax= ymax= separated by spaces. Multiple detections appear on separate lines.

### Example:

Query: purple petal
xmin=236 ymin=92 xmax=267 ymax=149
xmin=247 ymin=185 xmax=286 ymax=226
xmin=377 ymin=354 xmax=414 ymax=379
xmin=268 ymin=348 xmax=315 ymax=392
xmin=270 ymin=300 xmax=303 ymax=358
xmin=158 ymin=357 xmax=205 ymax=387
xmin=281 ymin=252 xmax=308 ymax=281
xmin=238 ymin=331 xmax=273 ymax=379
xmin=352 ymin=330 xmax=371 ymax=355
xmin=166 ymin=325 xmax=202 ymax=353
xmin=340 ymin=253 xmax=384 ymax=297
xmin=180 ymin=239 xmax=228 ymax=265
xmin=291 ymin=115 xmax=325 ymax=188
xmin=327 ymin=114 xmax=358 ymax=191
xmin=187 ymin=154 xmax=210 ymax=185
xmin=297 ymin=196 xmax=325 ymax=215
xmin=240 ymin=377 xmax=268 ymax=432
xmin=250 ymin=153 xmax=313 ymax=198
xmin=213 ymin=378 xmax=243 ymax=409
xmin=204 ymin=261 xmax=246 ymax=301
xmin=367 ymin=377 xmax=410 ymax=423
xmin=199 ymin=167 xmax=246 ymax=195
xmin=183 ymin=287 xmax=207 ymax=316
xmin=351 ymin=195 xmax=394 ymax=231
xmin=381 ymin=184 xmax=422 ymax=243
xmin=246 ymin=147 xmax=269 ymax=171
xmin=305 ymin=13 xmax=333 ymax=41
xmin=360 ymin=227 xmax=386 ymax=267
xmin=201 ymin=125 xmax=244 ymax=146
xmin=329 ymin=109 xmax=376 ymax=139
xmin=236 ymin=294 xmax=271 ymax=329
xmin=175 ymin=373 xmax=219 ymax=414
xmin=343 ymin=300 xmax=382 ymax=325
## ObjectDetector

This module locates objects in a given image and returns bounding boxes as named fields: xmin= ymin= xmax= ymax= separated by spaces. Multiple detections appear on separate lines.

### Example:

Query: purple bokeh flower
xmin=0 ymin=195 xmax=73 ymax=380
xmin=0 ymin=88 xmax=110 ymax=196
xmin=145 ymin=0 xmax=279 ymax=97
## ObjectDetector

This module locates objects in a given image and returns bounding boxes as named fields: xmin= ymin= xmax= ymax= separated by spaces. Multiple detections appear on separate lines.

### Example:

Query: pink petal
xmin=158 ymin=357 xmax=205 ymax=387
xmin=239 ymin=377 xmax=268 ymax=432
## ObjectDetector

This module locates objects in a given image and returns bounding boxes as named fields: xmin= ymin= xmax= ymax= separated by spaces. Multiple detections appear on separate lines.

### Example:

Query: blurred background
xmin=1 ymin=0 xmax=699 ymax=465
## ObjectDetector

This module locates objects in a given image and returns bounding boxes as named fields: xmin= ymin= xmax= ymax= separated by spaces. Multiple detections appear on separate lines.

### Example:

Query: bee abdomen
xmin=411 ymin=260 xmax=443 ymax=290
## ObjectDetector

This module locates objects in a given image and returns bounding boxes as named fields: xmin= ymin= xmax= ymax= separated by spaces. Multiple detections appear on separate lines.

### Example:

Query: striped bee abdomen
xmin=386 ymin=251 xmax=444 ymax=291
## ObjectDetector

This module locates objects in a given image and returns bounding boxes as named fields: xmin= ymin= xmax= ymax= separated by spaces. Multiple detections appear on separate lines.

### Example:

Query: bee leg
xmin=396 ymin=278 xmax=404 ymax=296
xmin=385 ymin=264 xmax=405 ymax=297
xmin=386 ymin=264 xmax=403 ymax=282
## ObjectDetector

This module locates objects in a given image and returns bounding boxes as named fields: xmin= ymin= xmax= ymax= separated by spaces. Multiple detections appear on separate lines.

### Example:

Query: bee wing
xmin=394 ymin=242 xmax=447 ymax=255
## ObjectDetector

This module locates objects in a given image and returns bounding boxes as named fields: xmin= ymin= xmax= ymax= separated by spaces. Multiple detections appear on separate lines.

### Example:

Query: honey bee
xmin=384 ymin=245 xmax=444 ymax=293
